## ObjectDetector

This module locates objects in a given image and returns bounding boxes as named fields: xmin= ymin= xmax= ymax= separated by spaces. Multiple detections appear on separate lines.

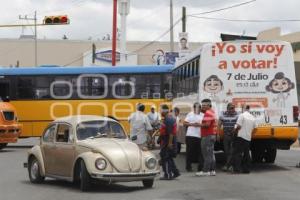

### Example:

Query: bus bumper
xmin=252 ymin=126 xmax=298 ymax=149
xmin=0 ymin=124 xmax=22 ymax=143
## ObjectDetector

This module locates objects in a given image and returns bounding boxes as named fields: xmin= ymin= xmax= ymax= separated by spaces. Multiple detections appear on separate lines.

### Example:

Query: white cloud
xmin=0 ymin=0 xmax=299 ymax=42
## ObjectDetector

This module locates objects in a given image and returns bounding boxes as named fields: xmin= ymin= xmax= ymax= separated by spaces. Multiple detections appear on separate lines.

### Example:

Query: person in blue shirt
xmin=218 ymin=103 xmax=238 ymax=171
xmin=159 ymin=104 xmax=180 ymax=180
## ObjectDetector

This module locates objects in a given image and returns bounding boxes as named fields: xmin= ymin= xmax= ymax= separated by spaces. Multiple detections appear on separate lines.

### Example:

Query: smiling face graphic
xmin=204 ymin=78 xmax=223 ymax=94
xmin=271 ymin=78 xmax=289 ymax=92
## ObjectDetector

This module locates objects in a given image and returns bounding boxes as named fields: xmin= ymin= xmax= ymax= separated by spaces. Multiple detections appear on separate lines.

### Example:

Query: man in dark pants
xmin=218 ymin=103 xmax=238 ymax=171
xmin=232 ymin=105 xmax=256 ymax=173
xmin=159 ymin=104 xmax=180 ymax=180
xmin=184 ymin=102 xmax=204 ymax=172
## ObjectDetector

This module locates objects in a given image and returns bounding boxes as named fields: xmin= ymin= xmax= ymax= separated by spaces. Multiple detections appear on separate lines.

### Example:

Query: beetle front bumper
xmin=90 ymin=171 xmax=160 ymax=182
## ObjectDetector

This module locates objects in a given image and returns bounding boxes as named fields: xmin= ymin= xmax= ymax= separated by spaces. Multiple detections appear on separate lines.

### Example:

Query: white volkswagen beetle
xmin=25 ymin=115 xmax=160 ymax=191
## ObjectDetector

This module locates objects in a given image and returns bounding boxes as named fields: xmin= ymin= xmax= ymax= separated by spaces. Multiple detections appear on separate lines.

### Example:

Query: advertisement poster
xmin=165 ymin=52 xmax=179 ymax=65
xmin=199 ymin=41 xmax=298 ymax=126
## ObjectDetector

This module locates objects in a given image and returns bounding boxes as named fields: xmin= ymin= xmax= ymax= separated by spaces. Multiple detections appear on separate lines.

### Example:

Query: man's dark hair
xmin=245 ymin=105 xmax=250 ymax=110
xmin=161 ymin=104 xmax=169 ymax=112
xmin=174 ymin=107 xmax=180 ymax=113
xmin=201 ymin=99 xmax=212 ymax=107
xmin=193 ymin=102 xmax=201 ymax=109
xmin=227 ymin=103 xmax=235 ymax=109
xmin=137 ymin=103 xmax=145 ymax=112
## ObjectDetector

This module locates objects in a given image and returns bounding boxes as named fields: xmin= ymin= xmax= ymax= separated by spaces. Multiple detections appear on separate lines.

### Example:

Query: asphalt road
xmin=1 ymin=139 xmax=300 ymax=200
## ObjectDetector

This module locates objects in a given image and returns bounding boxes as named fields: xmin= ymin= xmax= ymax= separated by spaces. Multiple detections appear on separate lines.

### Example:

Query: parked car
xmin=24 ymin=115 xmax=160 ymax=191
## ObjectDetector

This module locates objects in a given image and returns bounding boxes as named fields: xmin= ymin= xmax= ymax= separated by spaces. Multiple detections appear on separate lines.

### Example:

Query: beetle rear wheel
xmin=28 ymin=157 xmax=44 ymax=183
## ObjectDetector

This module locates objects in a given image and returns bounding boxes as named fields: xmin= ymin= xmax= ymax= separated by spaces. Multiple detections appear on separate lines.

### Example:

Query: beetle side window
xmin=43 ymin=125 xmax=56 ymax=143
xmin=56 ymin=124 xmax=72 ymax=143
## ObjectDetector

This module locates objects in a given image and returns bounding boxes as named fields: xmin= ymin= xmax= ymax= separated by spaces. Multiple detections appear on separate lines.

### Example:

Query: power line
xmin=131 ymin=18 xmax=182 ymax=53
xmin=189 ymin=15 xmax=300 ymax=23
xmin=190 ymin=0 xmax=256 ymax=16
xmin=130 ymin=0 xmax=257 ymax=53
xmin=62 ymin=52 xmax=91 ymax=67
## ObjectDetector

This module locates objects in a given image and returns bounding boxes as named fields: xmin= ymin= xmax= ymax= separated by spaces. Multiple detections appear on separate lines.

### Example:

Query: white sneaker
xmin=210 ymin=170 xmax=216 ymax=176
xmin=195 ymin=171 xmax=210 ymax=177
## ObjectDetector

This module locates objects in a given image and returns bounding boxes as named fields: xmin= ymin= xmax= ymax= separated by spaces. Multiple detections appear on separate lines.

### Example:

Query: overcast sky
xmin=0 ymin=0 xmax=299 ymax=42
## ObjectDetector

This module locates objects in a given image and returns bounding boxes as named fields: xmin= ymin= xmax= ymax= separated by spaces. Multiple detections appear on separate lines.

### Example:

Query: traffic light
xmin=43 ymin=15 xmax=69 ymax=25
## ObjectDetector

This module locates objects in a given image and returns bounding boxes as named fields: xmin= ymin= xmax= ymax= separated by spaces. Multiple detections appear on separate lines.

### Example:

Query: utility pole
xmin=34 ymin=11 xmax=37 ymax=67
xmin=112 ymin=0 xmax=118 ymax=66
xmin=19 ymin=11 xmax=38 ymax=67
xmin=170 ymin=0 xmax=174 ymax=52
xmin=182 ymin=7 xmax=186 ymax=32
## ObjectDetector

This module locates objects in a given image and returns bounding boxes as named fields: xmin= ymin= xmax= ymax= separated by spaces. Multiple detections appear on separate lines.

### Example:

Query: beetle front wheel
xmin=0 ymin=143 xmax=7 ymax=150
xmin=80 ymin=160 xmax=92 ymax=192
xmin=142 ymin=179 xmax=154 ymax=188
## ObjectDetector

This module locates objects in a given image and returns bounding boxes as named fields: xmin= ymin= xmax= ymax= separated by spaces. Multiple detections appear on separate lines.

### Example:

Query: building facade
xmin=0 ymin=39 xmax=202 ymax=67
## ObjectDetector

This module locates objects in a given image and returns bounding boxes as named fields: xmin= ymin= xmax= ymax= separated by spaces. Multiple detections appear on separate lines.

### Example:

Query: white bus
xmin=172 ymin=40 xmax=298 ymax=163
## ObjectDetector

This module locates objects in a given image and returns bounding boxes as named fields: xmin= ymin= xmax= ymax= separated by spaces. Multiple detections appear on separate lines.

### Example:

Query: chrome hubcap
xmin=31 ymin=161 xmax=39 ymax=180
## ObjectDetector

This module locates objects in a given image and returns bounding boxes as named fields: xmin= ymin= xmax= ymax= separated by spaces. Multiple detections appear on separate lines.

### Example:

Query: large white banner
xmin=199 ymin=41 xmax=298 ymax=127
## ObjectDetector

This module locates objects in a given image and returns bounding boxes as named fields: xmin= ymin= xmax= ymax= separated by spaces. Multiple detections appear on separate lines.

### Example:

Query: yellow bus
xmin=172 ymin=40 xmax=298 ymax=163
xmin=0 ymin=65 xmax=172 ymax=137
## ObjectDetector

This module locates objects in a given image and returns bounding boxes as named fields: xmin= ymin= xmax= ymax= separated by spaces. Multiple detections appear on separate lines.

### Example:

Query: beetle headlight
xmin=95 ymin=158 xmax=107 ymax=170
xmin=145 ymin=157 xmax=157 ymax=169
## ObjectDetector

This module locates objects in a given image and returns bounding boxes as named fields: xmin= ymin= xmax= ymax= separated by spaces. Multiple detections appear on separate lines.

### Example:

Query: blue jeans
xmin=160 ymin=147 xmax=179 ymax=178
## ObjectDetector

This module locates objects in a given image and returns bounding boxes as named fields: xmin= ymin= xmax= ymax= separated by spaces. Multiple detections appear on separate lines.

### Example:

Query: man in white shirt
xmin=183 ymin=102 xmax=204 ymax=172
xmin=128 ymin=103 xmax=153 ymax=149
xmin=232 ymin=105 xmax=256 ymax=173
xmin=147 ymin=105 xmax=161 ymax=130
xmin=147 ymin=105 xmax=161 ymax=148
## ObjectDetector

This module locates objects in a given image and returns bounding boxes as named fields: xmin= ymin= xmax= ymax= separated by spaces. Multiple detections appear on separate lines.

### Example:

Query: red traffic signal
xmin=43 ymin=15 xmax=69 ymax=25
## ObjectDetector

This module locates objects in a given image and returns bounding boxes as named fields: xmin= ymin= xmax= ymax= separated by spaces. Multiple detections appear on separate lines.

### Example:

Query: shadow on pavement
xmin=21 ymin=179 xmax=149 ymax=193
xmin=175 ymin=152 xmax=291 ymax=173
xmin=0 ymin=149 xmax=16 ymax=153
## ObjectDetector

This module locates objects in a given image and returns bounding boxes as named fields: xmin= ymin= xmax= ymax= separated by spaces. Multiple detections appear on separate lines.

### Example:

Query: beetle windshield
xmin=76 ymin=120 xmax=127 ymax=140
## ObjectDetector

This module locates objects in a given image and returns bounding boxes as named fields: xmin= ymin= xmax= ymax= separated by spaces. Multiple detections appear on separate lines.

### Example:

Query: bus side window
xmin=17 ymin=77 xmax=35 ymax=99
xmin=36 ymin=77 xmax=51 ymax=99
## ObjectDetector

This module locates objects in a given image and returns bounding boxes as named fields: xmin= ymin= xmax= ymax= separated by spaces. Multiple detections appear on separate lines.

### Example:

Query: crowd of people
xmin=128 ymin=99 xmax=256 ymax=180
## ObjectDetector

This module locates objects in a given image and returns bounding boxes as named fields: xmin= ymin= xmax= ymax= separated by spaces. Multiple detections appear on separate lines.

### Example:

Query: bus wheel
xmin=264 ymin=148 xmax=277 ymax=163
xmin=0 ymin=143 xmax=7 ymax=150
xmin=251 ymin=148 xmax=264 ymax=163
